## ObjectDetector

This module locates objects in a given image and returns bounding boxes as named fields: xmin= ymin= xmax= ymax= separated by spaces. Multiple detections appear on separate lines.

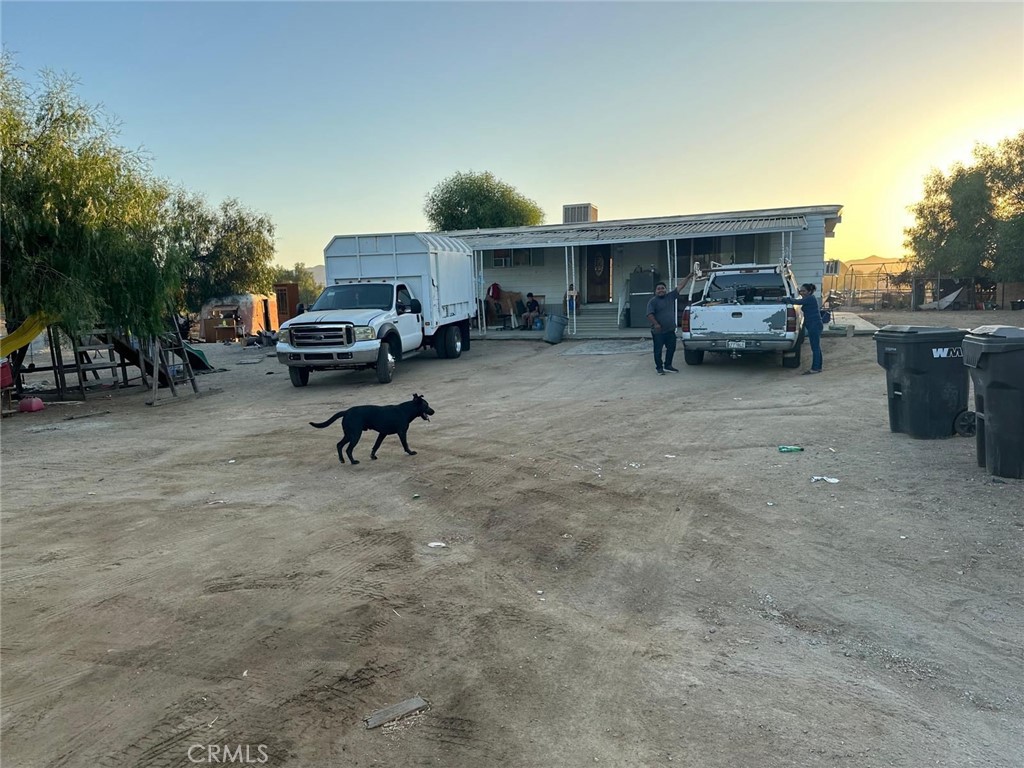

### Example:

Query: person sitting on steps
xmin=520 ymin=293 xmax=542 ymax=330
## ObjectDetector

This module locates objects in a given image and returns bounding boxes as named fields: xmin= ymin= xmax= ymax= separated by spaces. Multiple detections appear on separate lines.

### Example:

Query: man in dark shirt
xmin=645 ymin=274 xmax=692 ymax=374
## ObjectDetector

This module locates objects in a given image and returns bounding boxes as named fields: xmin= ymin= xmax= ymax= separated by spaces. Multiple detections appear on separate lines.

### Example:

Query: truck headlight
xmin=354 ymin=326 xmax=376 ymax=341
xmin=277 ymin=328 xmax=290 ymax=344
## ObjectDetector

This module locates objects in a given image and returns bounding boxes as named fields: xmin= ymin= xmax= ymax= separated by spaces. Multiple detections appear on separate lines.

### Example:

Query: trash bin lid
xmin=873 ymin=325 xmax=967 ymax=343
xmin=963 ymin=325 xmax=1024 ymax=357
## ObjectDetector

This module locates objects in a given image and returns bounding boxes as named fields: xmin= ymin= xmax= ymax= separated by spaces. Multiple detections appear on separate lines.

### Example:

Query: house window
xmin=491 ymin=248 xmax=544 ymax=268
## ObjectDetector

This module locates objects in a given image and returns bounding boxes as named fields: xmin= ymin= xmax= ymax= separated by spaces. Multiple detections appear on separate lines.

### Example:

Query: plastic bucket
xmin=544 ymin=315 xmax=568 ymax=344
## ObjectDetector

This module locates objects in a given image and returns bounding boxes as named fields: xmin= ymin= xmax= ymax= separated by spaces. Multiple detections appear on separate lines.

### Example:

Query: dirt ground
xmin=2 ymin=310 xmax=1022 ymax=768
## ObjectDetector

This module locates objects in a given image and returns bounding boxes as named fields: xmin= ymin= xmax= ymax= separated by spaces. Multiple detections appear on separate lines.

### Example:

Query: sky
xmin=2 ymin=1 xmax=1022 ymax=268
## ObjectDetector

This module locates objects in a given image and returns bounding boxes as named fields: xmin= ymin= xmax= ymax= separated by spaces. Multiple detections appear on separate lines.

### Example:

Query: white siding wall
xmin=790 ymin=216 xmax=828 ymax=289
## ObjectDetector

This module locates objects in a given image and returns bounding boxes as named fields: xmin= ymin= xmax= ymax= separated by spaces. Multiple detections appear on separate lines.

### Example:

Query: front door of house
xmin=586 ymin=246 xmax=611 ymax=303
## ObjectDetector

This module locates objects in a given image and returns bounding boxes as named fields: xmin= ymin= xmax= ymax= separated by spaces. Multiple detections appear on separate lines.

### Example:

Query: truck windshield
xmin=706 ymin=273 xmax=787 ymax=303
xmin=311 ymin=284 xmax=393 ymax=311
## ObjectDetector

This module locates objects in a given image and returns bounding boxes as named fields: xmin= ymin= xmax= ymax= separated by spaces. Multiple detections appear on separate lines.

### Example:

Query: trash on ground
xmin=778 ymin=445 xmax=803 ymax=452
xmin=811 ymin=476 xmax=839 ymax=484
xmin=412 ymin=493 xmax=420 ymax=499
xmin=427 ymin=542 xmax=447 ymax=548
xmin=665 ymin=454 xmax=677 ymax=458
xmin=364 ymin=696 xmax=430 ymax=729
xmin=64 ymin=410 xmax=112 ymax=421
xmin=227 ymin=459 xmax=236 ymax=464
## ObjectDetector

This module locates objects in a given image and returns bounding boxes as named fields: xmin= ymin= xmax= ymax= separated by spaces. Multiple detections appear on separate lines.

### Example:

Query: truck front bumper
xmin=277 ymin=339 xmax=381 ymax=368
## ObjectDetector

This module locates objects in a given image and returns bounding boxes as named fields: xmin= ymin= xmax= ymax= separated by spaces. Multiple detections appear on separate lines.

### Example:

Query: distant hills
xmin=310 ymin=265 xmax=326 ymax=286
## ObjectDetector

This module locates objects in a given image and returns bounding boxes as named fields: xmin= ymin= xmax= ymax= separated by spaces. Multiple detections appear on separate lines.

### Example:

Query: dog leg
xmin=397 ymin=430 xmax=417 ymax=456
xmin=345 ymin=431 xmax=361 ymax=465
xmin=369 ymin=432 xmax=388 ymax=460
xmin=336 ymin=436 xmax=349 ymax=464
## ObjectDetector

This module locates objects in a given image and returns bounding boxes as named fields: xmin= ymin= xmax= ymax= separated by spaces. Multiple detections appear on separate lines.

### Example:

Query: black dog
xmin=309 ymin=394 xmax=434 ymax=465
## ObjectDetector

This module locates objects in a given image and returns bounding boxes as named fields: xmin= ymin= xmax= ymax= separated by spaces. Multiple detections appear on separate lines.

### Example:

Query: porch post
xmin=476 ymin=250 xmax=487 ymax=337
xmin=563 ymin=246 xmax=572 ymax=335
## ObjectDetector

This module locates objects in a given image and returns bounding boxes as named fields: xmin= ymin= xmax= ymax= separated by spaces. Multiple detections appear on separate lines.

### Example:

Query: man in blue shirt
xmin=645 ymin=274 xmax=692 ymax=375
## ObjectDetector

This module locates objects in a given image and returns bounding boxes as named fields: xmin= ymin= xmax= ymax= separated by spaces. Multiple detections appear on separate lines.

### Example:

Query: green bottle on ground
xmin=778 ymin=445 xmax=804 ymax=452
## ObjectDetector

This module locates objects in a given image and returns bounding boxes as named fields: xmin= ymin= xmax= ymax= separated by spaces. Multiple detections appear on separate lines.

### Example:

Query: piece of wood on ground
xmin=363 ymin=696 xmax=429 ymax=729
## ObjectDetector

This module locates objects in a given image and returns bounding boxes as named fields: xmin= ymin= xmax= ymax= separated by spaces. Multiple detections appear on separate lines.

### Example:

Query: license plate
xmin=727 ymin=340 xmax=746 ymax=349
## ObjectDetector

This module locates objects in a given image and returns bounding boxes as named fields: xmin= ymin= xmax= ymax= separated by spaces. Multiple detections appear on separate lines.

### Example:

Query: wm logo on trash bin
xmin=931 ymin=347 xmax=964 ymax=358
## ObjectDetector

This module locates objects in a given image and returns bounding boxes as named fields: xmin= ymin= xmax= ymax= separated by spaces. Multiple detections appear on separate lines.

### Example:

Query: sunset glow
xmin=2 ymin=2 xmax=1021 ymax=267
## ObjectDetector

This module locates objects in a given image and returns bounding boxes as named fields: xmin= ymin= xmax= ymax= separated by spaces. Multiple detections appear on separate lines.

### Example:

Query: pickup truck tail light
xmin=786 ymin=307 xmax=797 ymax=332
xmin=681 ymin=308 xmax=691 ymax=333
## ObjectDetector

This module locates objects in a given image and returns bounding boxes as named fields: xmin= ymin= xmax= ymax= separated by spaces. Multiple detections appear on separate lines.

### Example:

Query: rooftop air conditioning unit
xmin=563 ymin=203 xmax=598 ymax=224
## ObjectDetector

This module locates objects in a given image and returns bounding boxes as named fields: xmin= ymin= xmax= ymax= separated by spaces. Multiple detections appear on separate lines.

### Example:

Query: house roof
xmin=444 ymin=205 xmax=842 ymax=250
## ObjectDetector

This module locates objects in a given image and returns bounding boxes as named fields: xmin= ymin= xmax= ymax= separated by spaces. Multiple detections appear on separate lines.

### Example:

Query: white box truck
xmin=276 ymin=233 xmax=477 ymax=387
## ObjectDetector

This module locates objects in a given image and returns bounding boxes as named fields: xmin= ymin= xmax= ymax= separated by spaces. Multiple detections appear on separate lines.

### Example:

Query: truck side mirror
xmin=409 ymin=298 xmax=422 ymax=315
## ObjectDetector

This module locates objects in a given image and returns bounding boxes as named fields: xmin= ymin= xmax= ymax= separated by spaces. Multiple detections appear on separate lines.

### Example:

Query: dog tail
xmin=309 ymin=410 xmax=347 ymax=429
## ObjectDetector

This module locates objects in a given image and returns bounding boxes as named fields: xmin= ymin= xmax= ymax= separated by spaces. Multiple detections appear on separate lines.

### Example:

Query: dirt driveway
xmin=2 ymin=310 xmax=1022 ymax=767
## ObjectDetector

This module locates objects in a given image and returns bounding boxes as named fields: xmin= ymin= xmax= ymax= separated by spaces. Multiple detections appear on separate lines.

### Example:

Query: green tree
xmin=175 ymin=196 xmax=277 ymax=313
xmin=0 ymin=56 xmax=184 ymax=336
xmin=271 ymin=262 xmax=324 ymax=306
xmin=975 ymin=131 xmax=1024 ymax=282
xmin=905 ymin=130 xmax=1024 ymax=282
xmin=424 ymin=170 xmax=544 ymax=231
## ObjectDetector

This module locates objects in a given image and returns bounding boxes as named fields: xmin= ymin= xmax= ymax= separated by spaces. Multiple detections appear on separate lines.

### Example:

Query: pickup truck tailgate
xmin=688 ymin=304 xmax=790 ymax=339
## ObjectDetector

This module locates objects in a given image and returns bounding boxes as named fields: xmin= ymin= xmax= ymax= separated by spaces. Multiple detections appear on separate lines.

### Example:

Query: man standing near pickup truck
xmin=784 ymin=283 xmax=823 ymax=374
xmin=646 ymin=275 xmax=691 ymax=375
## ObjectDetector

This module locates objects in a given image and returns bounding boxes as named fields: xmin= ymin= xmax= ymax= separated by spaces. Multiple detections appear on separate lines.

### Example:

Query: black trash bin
xmin=963 ymin=325 xmax=1024 ymax=479
xmin=873 ymin=325 xmax=969 ymax=439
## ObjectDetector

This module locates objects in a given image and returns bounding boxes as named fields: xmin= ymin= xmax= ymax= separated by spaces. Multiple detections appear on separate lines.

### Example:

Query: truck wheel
xmin=443 ymin=325 xmax=462 ymax=359
xmin=782 ymin=345 xmax=802 ymax=368
xmin=683 ymin=349 xmax=704 ymax=366
xmin=376 ymin=342 xmax=395 ymax=384
xmin=289 ymin=367 xmax=310 ymax=387
xmin=435 ymin=332 xmax=449 ymax=359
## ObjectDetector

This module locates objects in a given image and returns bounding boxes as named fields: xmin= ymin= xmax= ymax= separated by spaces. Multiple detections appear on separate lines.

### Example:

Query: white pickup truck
xmin=680 ymin=261 xmax=804 ymax=368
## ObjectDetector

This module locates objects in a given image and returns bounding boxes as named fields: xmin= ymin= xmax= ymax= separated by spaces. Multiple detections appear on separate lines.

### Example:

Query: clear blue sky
xmin=3 ymin=1 xmax=1022 ymax=267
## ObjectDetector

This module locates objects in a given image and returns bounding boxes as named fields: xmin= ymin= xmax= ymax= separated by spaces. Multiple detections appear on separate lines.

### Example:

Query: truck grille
xmin=291 ymin=323 xmax=354 ymax=347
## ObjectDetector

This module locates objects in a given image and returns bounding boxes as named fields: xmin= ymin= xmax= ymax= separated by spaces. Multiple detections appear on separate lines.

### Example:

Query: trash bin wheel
xmin=954 ymin=410 xmax=976 ymax=437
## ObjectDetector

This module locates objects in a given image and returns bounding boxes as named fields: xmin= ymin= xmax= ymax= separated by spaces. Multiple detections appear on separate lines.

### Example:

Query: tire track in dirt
xmin=10 ymin=517 xmax=253 ymax=625
xmin=1 ymin=667 xmax=93 ymax=709
xmin=202 ymin=570 xmax=330 ymax=594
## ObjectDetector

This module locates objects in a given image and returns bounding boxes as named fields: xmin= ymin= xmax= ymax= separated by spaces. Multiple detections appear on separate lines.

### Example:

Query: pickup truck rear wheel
xmin=376 ymin=342 xmax=395 ymax=384
xmin=289 ymin=367 xmax=310 ymax=387
xmin=782 ymin=335 xmax=803 ymax=368
xmin=443 ymin=325 xmax=462 ymax=359
xmin=683 ymin=349 xmax=704 ymax=366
